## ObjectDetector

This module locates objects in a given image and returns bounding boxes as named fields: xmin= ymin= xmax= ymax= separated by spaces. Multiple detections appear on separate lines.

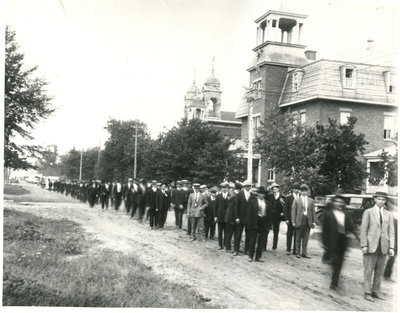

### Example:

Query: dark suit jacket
xmin=205 ymin=196 xmax=216 ymax=221
xmin=225 ymin=191 xmax=238 ymax=224
xmin=146 ymin=187 xmax=158 ymax=210
xmin=172 ymin=189 xmax=186 ymax=208
xmin=156 ymin=189 xmax=170 ymax=211
xmin=284 ymin=194 xmax=296 ymax=222
xmin=88 ymin=183 xmax=99 ymax=197
xmin=245 ymin=197 xmax=269 ymax=231
xmin=291 ymin=196 xmax=316 ymax=228
xmin=235 ymin=190 xmax=253 ymax=224
xmin=266 ymin=193 xmax=285 ymax=218
xmin=215 ymin=193 xmax=229 ymax=222
xmin=322 ymin=206 xmax=355 ymax=253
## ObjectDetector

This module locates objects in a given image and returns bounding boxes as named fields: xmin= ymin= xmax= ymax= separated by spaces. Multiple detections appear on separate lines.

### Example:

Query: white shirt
xmin=302 ymin=196 xmax=308 ymax=215
xmin=274 ymin=192 xmax=280 ymax=200
xmin=244 ymin=190 xmax=250 ymax=201
xmin=117 ymin=183 xmax=122 ymax=192
xmin=222 ymin=192 xmax=228 ymax=199
xmin=333 ymin=209 xmax=345 ymax=228
xmin=258 ymin=199 xmax=266 ymax=216
xmin=373 ymin=205 xmax=384 ymax=225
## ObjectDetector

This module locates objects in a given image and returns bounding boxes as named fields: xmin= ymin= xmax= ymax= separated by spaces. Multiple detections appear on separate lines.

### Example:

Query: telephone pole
xmin=134 ymin=124 xmax=138 ymax=179
xmin=79 ymin=149 xmax=83 ymax=181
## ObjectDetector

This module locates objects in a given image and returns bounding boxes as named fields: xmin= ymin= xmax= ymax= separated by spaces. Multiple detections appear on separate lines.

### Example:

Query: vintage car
xmin=315 ymin=194 xmax=375 ymax=226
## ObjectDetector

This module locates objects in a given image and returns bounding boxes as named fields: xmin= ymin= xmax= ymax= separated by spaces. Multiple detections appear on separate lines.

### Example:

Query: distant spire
xmin=193 ymin=67 xmax=196 ymax=84
xmin=212 ymin=56 xmax=215 ymax=75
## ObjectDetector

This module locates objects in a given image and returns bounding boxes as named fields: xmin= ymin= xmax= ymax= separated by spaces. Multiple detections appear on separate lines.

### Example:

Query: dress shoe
xmin=234 ymin=252 xmax=239 ymax=256
xmin=248 ymin=258 xmax=253 ymax=262
xmin=302 ymin=255 xmax=311 ymax=259
xmin=372 ymin=292 xmax=386 ymax=300
xmin=286 ymin=251 xmax=291 ymax=255
xmin=364 ymin=294 xmax=375 ymax=302
xmin=255 ymin=259 xmax=264 ymax=262
xmin=217 ymin=247 xmax=224 ymax=250
xmin=296 ymin=254 xmax=301 ymax=258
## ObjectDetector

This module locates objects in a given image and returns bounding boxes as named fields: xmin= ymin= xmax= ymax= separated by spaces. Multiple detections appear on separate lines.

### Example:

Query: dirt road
xmin=4 ymin=183 xmax=397 ymax=310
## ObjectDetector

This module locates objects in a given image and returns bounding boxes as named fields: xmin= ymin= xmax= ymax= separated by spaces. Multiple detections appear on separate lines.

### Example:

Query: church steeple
xmin=203 ymin=57 xmax=222 ymax=119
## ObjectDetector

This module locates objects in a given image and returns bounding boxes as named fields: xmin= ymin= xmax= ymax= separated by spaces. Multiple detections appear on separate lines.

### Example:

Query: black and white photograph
xmin=2 ymin=0 xmax=398 ymax=311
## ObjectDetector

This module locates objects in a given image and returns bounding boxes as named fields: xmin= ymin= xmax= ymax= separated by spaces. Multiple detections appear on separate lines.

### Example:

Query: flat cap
xmin=300 ymin=184 xmax=309 ymax=191
xmin=242 ymin=180 xmax=252 ymax=187
xmin=193 ymin=183 xmax=201 ymax=188
xmin=200 ymin=184 xmax=207 ymax=189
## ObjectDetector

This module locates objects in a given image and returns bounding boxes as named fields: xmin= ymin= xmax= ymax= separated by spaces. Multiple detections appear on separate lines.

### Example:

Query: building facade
xmin=235 ymin=9 xmax=397 ymax=194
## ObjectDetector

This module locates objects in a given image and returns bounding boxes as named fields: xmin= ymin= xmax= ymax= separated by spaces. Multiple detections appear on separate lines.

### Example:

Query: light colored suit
xmin=291 ymin=196 xmax=316 ymax=256
xmin=187 ymin=192 xmax=208 ymax=240
xmin=360 ymin=205 xmax=395 ymax=294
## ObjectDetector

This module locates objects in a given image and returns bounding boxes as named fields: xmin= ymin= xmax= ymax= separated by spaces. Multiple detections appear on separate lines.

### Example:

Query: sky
xmin=4 ymin=0 xmax=399 ymax=154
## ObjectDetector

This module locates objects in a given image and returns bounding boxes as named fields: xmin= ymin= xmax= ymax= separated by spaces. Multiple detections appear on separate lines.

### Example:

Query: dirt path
xmin=4 ymin=183 xmax=397 ymax=310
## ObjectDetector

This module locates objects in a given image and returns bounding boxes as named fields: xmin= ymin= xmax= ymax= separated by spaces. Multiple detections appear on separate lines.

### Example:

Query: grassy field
xmin=4 ymin=184 xmax=30 ymax=196
xmin=3 ymin=208 xmax=214 ymax=308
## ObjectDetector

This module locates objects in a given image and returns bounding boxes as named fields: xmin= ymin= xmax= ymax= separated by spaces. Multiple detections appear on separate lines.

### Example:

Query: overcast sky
xmin=4 ymin=0 xmax=398 ymax=154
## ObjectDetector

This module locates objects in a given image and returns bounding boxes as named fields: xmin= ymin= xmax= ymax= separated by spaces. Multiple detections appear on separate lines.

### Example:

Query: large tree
xmin=36 ymin=145 xmax=61 ymax=176
xmin=4 ymin=26 xmax=54 ymax=170
xmin=150 ymin=118 xmax=246 ymax=185
xmin=256 ymin=108 xmax=368 ymax=195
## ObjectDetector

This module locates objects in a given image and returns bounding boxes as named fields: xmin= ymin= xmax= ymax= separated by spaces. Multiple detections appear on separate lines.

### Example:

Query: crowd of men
xmin=45 ymin=178 xmax=396 ymax=301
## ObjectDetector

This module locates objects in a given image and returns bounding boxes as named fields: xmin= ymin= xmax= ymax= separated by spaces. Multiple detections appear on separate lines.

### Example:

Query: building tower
xmin=202 ymin=57 xmax=222 ymax=119
xmin=184 ymin=72 xmax=205 ymax=120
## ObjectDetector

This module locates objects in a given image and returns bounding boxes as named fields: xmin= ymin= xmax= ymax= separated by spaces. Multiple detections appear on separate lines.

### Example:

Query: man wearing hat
xmin=123 ymin=178 xmax=136 ymax=216
xmin=137 ymin=179 xmax=147 ymax=222
xmin=224 ymin=182 xmax=241 ymax=253
xmin=291 ymin=184 xmax=316 ymax=259
xmin=234 ymin=180 xmax=253 ymax=255
xmin=112 ymin=179 xmax=123 ymax=210
xmin=360 ymin=191 xmax=395 ymax=301
xmin=322 ymin=194 xmax=358 ymax=292
xmin=246 ymin=186 xmax=269 ymax=262
xmin=214 ymin=182 xmax=230 ymax=249
xmin=156 ymin=182 xmax=170 ymax=229
xmin=266 ymin=182 xmax=286 ymax=253
xmin=204 ymin=187 xmax=218 ymax=239
xmin=88 ymin=179 xmax=99 ymax=208
xmin=284 ymin=183 xmax=300 ymax=255
xmin=182 ymin=180 xmax=193 ymax=235
xmin=146 ymin=180 xmax=159 ymax=229
xmin=172 ymin=181 xmax=186 ymax=228
xmin=187 ymin=183 xmax=208 ymax=241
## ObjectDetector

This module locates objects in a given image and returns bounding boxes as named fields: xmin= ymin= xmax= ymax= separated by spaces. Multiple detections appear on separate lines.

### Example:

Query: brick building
xmin=235 ymin=9 xmax=397 ymax=194
xmin=184 ymin=62 xmax=241 ymax=138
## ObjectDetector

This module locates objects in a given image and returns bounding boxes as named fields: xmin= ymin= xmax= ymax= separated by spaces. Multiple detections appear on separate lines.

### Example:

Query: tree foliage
xmin=256 ymin=108 xmax=368 ymax=195
xmin=36 ymin=145 xmax=61 ymax=176
xmin=4 ymin=26 xmax=54 ymax=170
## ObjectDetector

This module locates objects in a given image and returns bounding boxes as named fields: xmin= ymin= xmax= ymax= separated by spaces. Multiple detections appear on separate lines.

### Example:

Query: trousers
xmin=295 ymin=214 xmax=310 ymax=256
xmin=363 ymin=246 xmax=387 ymax=294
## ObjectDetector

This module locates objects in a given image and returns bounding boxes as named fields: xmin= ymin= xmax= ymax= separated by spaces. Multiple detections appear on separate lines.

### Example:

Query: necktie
xmin=379 ymin=209 xmax=383 ymax=226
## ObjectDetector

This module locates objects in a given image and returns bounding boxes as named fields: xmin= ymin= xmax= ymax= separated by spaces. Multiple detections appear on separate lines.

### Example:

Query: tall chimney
xmin=305 ymin=50 xmax=317 ymax=61
xmin=367 ymin=39 xmax=374 ymax=50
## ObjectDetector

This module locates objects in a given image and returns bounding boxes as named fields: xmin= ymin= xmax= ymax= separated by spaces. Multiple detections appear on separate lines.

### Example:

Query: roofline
xmin=247 ymin=61 xmax=303 ymax=72
xmin=207 ymin=119 xmax=242 ymax=125
xmin=254 ymin=10 xmax=308 ymax=23
xmin=279 ymin=95 xmax=396 ymax=108
xmin=252 ymin=41 xmax=307 ymax=52
xmin=235 ymin=113 xmax=248 ymax=119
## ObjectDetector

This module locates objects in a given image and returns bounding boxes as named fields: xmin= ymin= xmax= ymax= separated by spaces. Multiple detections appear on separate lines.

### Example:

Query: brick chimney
xmin=304 ymin=50 xmax=317 ymax=61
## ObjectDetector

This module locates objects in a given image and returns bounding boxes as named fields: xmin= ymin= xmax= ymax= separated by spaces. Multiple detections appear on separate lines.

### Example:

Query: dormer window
xmin=384 ymin=71 xmax=396 ymax=93
xmin=292 ymin=70 xmax=304 ymax=92
xmin=340 ymin=65 xmax=356 ymax=89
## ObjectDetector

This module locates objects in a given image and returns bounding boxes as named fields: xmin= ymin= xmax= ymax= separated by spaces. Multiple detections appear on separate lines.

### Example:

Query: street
xmin=4 ymin=183 xmax=397 ymax=311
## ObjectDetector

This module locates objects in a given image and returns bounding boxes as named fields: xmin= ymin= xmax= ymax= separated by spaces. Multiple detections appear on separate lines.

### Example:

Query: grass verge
xmin=4 ymin=184 xmax=30 ymax=196
xmin=3 ymin=209 xmax=215 ymax=308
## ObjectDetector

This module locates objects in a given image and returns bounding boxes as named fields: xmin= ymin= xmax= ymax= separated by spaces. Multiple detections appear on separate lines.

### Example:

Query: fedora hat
xmin=270 ymin=182 xmax=280 ymax=189
xmin=300 ymin=184 xmax=309 ymax=191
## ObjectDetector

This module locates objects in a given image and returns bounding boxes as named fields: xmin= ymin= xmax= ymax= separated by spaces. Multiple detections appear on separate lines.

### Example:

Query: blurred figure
xmin=284 ymin=183 xmax=300 ymax=255
xmin=360 ymin=191 xmax=395 ymax=302
xmin=322 ymin=194 xmax=358 ymax=292
xmin=99 ymin=180 xmax=110 ymax=209
xmin=215 ymin=182 xmax=229 ymax=250
xmin=156 ymin=182 xmax=170 ymax=229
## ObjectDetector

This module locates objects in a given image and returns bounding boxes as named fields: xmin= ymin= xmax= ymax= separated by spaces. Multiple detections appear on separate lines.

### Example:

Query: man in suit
xmin=156 ymin=182 xmax=170 ymax=229
xmin=360 ymin=191 xmax=395 ymax=301
xmin=113 ymin=179 xmax=123 ymax=211
xmin=99 ymin=180 xmax=111 ymax=209
xmin=204 ymin=187 xmax=217 ymax=239
xmin=284 ymin=183 xmax=300 ymax=255
xmin=266 ymin=182 xmax=285 ymax=254
xmin=246 ymin=186 xmax=269 ymax=262
xmin=123 ymin=178 xmax=136 ymax=215
xmin=225 ymin=182 xmax=241 ymax=253
xmin=172 ymin=180 xmax=186 ymax=229
xmin=322 ymin=194 xmax=358 ymax=291
xmin=214 ymin=182 xmax=229 ymax=250
xmin=137 ymin=179 xmax=147 ymax=222
xmin=291 ymin=184 xmax=316 ymax=259
xmin=187 ymin=183 xmax=208 ymax=241
xmin=182 ymin=180 xmax=192 ymax=235
xmin=87 ymin=179 xmax=99 ymax=208
xmin=233 ymin=181 xmax=252 ymax=256
xmin=146 ymin=180 xmax=159 ymax=229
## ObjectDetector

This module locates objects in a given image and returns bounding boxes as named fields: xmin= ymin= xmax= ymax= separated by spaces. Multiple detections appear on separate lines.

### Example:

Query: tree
xmin=4 ymin=26 xmax=54 ymax=170
xmin=36 ymin=145 xmax=61 ymax=176
xmin=59 ymin=148 xmax=81 ymax=180
xmin=256 ymin=108 xmax=368 ymax=195
xmin=151 ymin=119 xmax=246 ymax=185
xmin=99 ymin=119 xmax=153 ymax=181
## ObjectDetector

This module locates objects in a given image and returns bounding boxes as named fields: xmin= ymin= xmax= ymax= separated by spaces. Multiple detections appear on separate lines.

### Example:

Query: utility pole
xmin=79 ymin=149 xmax=83 ymax=181
xmin=246 ymin=85 xmax=259 ymax=183
xmin=97 ymin=139 xmax=101 ymax=180
xmin=134 ymin=124 xmax=138 ymax=179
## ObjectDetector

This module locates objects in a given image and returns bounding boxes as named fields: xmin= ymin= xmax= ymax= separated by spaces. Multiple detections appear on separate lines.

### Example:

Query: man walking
xmin=224 ymin=182 xmax=241 ymax=253
xmin=156 ymin=182 xmax=170 ymax=229
xmin=146 ymin=180 xmax=158 ymax=229
xmin=266 ymin=182 xmax=285 ymax=254
xmin=187 ymin=183 xmax=208 ymax=241
xmin=214 ymin=182 xmax=229 ymax=250
xmin=360 ymin=191 xmax=395 ymax=301
xmin=99 ymin=180 xmax=110 ymax=209
xmin=292 ymin=184 xmax=316 ymax=259
xmin=284 ymin=183 xmax=300 ymax=255
xmin=204 ymin=187 xmax=217 ymax=239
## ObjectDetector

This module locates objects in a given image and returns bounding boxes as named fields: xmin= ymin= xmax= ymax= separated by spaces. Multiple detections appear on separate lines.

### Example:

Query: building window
xmin=292 ymin=111 xmax=299 ymax=125
xmin=384 ymin=71 xmax=396 ymax=93
xmin=267 ymin=168 xmax=275 ymax=181
xmin=253 ymin=115 xmax=261 ymax=134
xmin=195 ymin=108 xmax=201 ymax=119
xmin=340 ymin=66 xmax=356 ymax=89
xmin=384 ymin=114 xmax=395 ymax=140
xmin=300 ymin=111 xmax=306 ymax=124
xmin=340 ymin=110 xmax=351 ymax=125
